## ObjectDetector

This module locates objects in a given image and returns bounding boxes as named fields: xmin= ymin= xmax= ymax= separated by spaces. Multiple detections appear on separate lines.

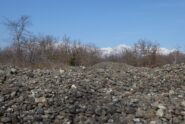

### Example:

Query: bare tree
xmin=170 ymin=50 xmax=180 ymax=64
xmin=4 ymin=16 xmax=31 ymax=62
xmin=133 ymin=40 xmax=159 ymax=66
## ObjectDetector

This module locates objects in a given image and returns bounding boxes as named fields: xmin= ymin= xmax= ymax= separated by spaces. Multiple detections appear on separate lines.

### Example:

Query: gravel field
xmin=0 ymin=62 xmax=185 ymax=124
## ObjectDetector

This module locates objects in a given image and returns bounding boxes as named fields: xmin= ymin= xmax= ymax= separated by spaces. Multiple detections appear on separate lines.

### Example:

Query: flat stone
xmin=35 ymin=97 xmax=47 ymax=103
xmin=133 ymin=118 xmax=140 ymax=122
xmin=149 ymin=121 xmax=157 ymax=124
xmin=157 ymin=104 xmax=166 ymax=110
xmin=125 ymin=107 xmax=136 ymax=114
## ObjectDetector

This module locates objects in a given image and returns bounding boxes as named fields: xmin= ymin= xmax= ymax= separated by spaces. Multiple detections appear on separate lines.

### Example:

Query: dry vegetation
xmin=0 ymin=16 xmax=185 ymax=68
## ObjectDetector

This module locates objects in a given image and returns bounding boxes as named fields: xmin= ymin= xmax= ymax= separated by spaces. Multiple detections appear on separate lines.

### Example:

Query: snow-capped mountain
xmin=100 ymin=44 xmax=130 ymax=56
xmin=100 ymin=44 xmax=176 ymax=56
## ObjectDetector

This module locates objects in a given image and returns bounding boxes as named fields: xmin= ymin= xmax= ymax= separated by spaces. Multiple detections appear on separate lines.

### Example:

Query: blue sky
xmin=0 ymin=0 xmax=185 ymax=49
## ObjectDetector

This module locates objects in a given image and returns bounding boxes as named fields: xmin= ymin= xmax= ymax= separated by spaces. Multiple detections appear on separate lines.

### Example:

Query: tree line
xmin=0 ymin=16 xmax=185 ymax=68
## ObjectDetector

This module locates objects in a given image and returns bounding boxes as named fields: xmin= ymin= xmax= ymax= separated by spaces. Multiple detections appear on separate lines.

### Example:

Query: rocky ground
xmin=0 ymin=62 xmax=185 ymax=124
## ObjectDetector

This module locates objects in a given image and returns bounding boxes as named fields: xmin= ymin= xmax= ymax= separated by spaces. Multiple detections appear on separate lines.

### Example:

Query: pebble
xmin=157 ymin=104 xmax=166 ymax=110
xmin=125 ymin=107 xmax=136 ymax=114
xmin=80 ymin=66 xmax=86 ymax=70
xmin=181 ymin=101 xmax=185 ymax=107
xmin=34 ymin=115 xmax=43 ymax=121
xmin=36 ymin=108 xmax=45 ymax=115
xmin=169 ymin=90 xmax=175 ymax=95
xmin=35 ymin=97 xmax=47 ymax=103
xmin=71 ymin=84 xmax=77 ymax=89
xmin=10 ymin=68 xmax=17 ymax=74
xmin=11 ymin=91 xmax=17 ymax=97
xmin=133 ymin=118 xmax=140 ymax=122
xmin=156 ymin=109 xmax=164 ymax=117
xmin=149 ymin=121 xmax=157 ymax=124
xmin=59 ymin=69 xmax=65 ymax=74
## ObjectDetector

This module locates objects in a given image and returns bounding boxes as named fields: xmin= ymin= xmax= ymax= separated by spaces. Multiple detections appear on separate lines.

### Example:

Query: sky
xmin=0 ymin=0 xmax=185 ymax=49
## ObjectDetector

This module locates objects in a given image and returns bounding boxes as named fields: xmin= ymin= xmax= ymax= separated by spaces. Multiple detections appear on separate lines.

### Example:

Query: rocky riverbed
xmin=0 ymin=62 xmax=185 ymax=124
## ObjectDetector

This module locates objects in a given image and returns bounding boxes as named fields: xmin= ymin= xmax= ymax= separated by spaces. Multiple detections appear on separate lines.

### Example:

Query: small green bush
xmin=69 ymin=57 xmax=76 ymax=66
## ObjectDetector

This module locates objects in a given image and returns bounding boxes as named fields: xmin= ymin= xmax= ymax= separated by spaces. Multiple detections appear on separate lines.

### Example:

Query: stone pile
xmin=0 ymin=62 xmax=185 ymax=124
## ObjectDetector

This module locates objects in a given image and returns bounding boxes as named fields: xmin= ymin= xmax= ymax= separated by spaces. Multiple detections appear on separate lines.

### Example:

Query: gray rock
xmin=24 ymin=115 xmax=34 ymax=121
xmin=172 ymin=117 xmax=180 ymax=124
xmin=157 ymin=104 xmax=166 ymax=110
xmin=1 ymin=117 xmax=11 ymax=123
xmin=10 ymin=68 xmax=17 ymax=74
xmin=11 ymin=91 xmax=17 ymax=97
xmin=133 ymin=118 xmax=141 ymax=122
xmin=0 ymin=69 xmax=4 ymax=75
xmin=17 ymin=96 xmax=24 ymax=102
xmin=149 ymin=121 xmax=157 ymax=124
xmin=59 ymin=69 xmax=65 ymax=74
xmin=34 ymin=115 xmax=43 ymax=121
xmin=181 ymin=100 xmax=185 ymax=107
xmin=71 ymin=84 xmax=77 ymax=89
xmin=125 ymin=107 xmax=136 ymax=114
xmin=36 ymin=108 xmax=45 ymax=115
xmin=35 ymin=97 xmax=47 ymax=103
xmin=156 ymin=109 xmax=164 ymax=117
xmin=0 ymin=95 xmax=4 ymax=102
